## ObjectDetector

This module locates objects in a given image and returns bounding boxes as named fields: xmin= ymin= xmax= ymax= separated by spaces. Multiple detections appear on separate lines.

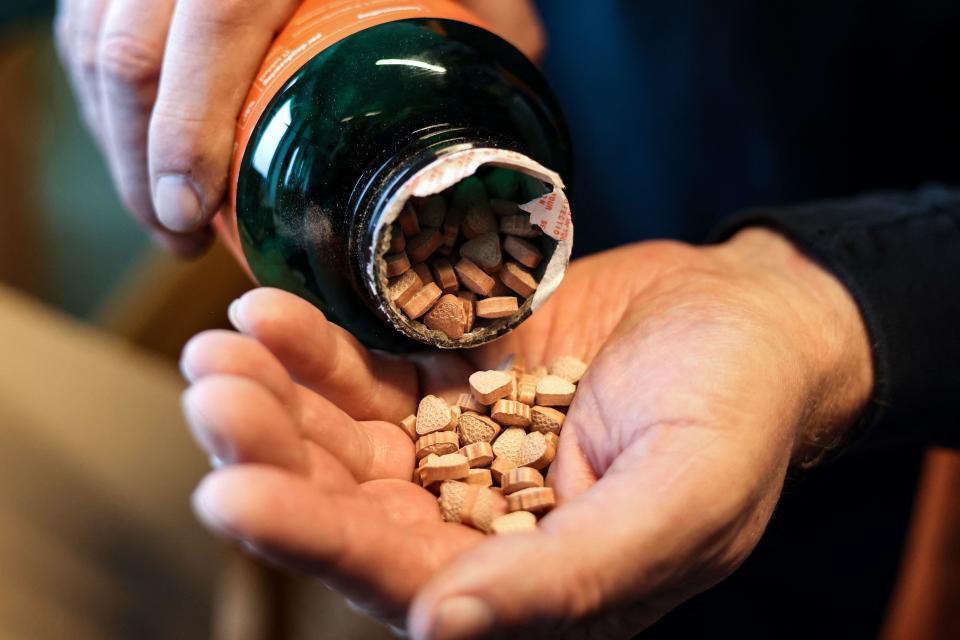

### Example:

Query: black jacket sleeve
xmin=713 ymin=186 xmax=960 ymax=450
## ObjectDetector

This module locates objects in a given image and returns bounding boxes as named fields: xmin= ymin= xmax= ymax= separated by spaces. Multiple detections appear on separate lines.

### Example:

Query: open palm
xmin=182 ymin=230 xmax=870 ymax=638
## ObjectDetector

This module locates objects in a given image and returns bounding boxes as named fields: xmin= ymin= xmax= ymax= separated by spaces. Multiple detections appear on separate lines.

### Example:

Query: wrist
xmin=713 ymin=227 xmax=874 ymax=467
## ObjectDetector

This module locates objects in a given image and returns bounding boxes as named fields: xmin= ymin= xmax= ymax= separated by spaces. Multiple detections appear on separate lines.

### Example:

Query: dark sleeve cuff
xmin=711 ymin=185 xmax=960 ymax=450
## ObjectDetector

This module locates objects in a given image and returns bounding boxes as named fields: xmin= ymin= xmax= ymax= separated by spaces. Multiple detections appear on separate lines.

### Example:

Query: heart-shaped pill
xmin=468 ymin=370 xmax=514 ymax=404
xmin=416 ymin=394 xmax=455 ymax=435
xmin=535 ymin=374 xmax=576 ymax=406
xmin=459 ymin=232 xmax=502 ymax=273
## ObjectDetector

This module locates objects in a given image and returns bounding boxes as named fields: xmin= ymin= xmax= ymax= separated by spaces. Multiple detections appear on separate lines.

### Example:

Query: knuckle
xmin=199 ymin=0 xmax=266 ymax=31
xmin=149 ymin=109 xmax=231 ymax=178
xmin=98 ymin=32 xmax=161 ymax=89
xmin=76 ymin=43 xmax=99 ymax=83
xmin=148 ymin=115 xmax=207 ymax=171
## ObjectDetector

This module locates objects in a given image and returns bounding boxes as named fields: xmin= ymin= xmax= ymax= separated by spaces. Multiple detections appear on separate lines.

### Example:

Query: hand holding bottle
xmin=180 ymin=228 xmax=873 ymax=638
xmin=54 ymin=0 xmax=545 ymax=257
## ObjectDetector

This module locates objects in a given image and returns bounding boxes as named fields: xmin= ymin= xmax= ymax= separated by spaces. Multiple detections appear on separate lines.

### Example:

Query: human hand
xmin=53 ymin=0 xmax=545 ymax=257
xmin=180 ymin=228 xmax=872 ymax=638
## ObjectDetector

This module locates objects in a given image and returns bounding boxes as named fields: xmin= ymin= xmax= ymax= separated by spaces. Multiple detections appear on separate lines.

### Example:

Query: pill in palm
xmin=397 ymin=354 xmax=584 ymax=533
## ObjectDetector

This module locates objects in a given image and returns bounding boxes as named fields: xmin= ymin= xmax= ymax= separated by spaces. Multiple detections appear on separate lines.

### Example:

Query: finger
xmin=52 ymin=1 xmax=74 ymax=73
xmin=303 ymin=440 xmax=364 ymax=490
xmin=230 ymin=288 xmax=419 ymax=422
xmin=55 ymin=0 xmax=110 ymax=139
xmin=76 ymin=0 xmax=110 ymax=135
xmin=193 ymin=466 xmax=483 ymax=622
xmin=97 ymin=0 xmax=179 ymax=235
xmin=460 ymin=0 xmax=546 ymax=61
xmin=182 ymin=374 xmax=309 ymax=475
xmin=182 ymin=375 xmax=357 ymax=489
xmin=181 ymin=326 xmax=414 ymax=482
xmin=545 ymin=420 xmax=599 ymax=500
xmin=147 ymin=0 xmax=299 ymax=234
xmin=295 ymin=386 xmax=415 ymax=483
xmin=180 ymin=329 xmax=300 ymax=412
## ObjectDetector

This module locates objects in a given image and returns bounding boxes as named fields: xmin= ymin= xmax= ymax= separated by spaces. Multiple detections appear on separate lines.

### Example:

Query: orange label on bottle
xmin=218 ymin=0 xmax=487 ymax=271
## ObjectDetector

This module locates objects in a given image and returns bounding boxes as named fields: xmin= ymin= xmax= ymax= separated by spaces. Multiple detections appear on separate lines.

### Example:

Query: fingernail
xmin=429 ymin=596 xmax=494 ymax=640
xmin=155 ymin=174 xmax=204 ymax=232
xmin=191 ymin=480 xmax=233 ymax=538
xmin=227 ymin=298 xmax=244 ymax=331
xmin=190 ymin=481 xmax=220 ymax=529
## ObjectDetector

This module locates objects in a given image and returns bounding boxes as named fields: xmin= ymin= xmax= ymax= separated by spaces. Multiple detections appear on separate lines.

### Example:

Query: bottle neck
xmin=353 ymin=134 xmax=574 ymax=348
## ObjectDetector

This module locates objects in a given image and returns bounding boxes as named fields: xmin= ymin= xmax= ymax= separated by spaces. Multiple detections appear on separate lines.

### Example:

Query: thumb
xmin=406 ymin=474 xmax=674 ymax=640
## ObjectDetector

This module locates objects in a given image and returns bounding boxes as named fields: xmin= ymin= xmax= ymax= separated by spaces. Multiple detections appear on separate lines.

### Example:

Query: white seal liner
xmin=365 ymin=147 xmax=574 ymax=346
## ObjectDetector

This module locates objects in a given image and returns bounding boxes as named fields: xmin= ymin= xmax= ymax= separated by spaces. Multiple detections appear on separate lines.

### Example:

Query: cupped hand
xmin=180 ymin=228 xmax=872 ymax=638
xmin=54 ymin=0 xmax=545 ymax=257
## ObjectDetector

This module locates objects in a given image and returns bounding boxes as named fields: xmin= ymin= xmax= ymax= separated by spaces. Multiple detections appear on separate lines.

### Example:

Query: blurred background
xmin=1 ymin=1 xmax=957 ymax=639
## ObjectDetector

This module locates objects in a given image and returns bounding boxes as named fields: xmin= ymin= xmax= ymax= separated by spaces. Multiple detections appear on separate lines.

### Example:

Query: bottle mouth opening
xmin=365 ymin=147 xmax=573 ymax=349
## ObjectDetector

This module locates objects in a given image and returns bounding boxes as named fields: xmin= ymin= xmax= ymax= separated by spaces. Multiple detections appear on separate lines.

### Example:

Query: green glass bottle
xmin=221 ymin=1 xmax=574 ymax=352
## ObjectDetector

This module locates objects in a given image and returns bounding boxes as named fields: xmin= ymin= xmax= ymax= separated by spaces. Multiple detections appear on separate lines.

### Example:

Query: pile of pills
xmin=394 ymin=354 xmax=587 ymax=534
xmin=382 ymin=169 xmax=551 ymax=341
